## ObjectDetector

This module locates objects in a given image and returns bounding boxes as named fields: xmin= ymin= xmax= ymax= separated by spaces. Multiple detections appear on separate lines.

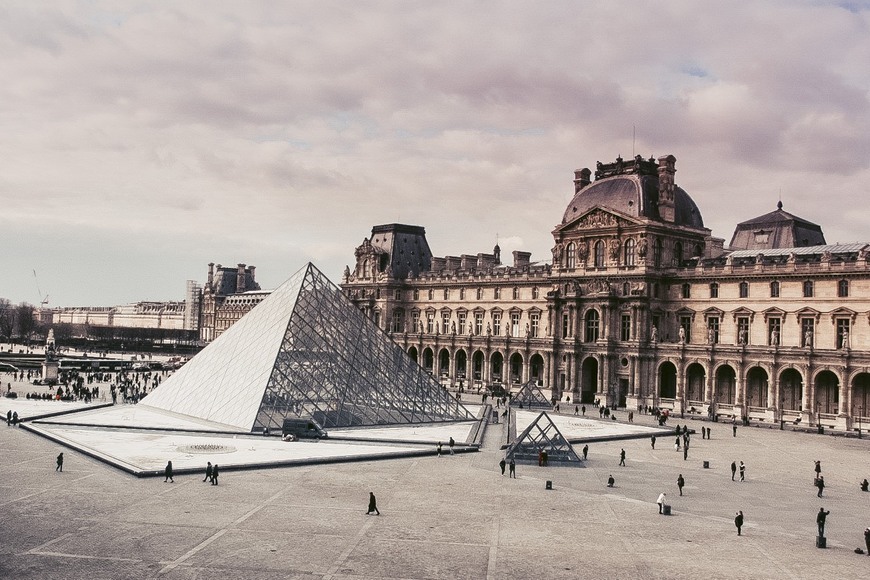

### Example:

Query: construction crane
xmin=33 ymin=270 xmax=50 ymax=307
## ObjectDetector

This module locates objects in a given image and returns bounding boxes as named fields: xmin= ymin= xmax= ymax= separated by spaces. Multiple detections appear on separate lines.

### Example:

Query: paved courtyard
xmin=1 ymin=408 xmax=869 ymax=579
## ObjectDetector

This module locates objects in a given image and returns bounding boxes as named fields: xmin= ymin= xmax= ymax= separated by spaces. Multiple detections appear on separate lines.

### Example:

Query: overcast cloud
xmin=1 ymin=1 xmax=869 ymax=306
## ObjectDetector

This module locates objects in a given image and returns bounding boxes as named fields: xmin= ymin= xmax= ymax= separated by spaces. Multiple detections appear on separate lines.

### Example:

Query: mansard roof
xmin=728 ymin=202 xmax=826 ymax=250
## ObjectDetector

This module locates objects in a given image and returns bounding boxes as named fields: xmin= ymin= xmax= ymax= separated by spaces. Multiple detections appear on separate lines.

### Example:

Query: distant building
xmin=199 ymin=263 xmax=265 ymax=342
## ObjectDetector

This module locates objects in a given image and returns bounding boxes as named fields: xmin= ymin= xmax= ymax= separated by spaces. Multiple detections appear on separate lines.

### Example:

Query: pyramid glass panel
xmin=505 ymin=411 xmax=583 ymax=465
xmin=143 ymin=263 xmax=473 ymax=432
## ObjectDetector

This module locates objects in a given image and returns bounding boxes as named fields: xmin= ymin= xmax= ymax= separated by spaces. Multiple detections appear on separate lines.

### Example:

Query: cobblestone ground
xmin=1 ymin=400 xmax=869 ymax=579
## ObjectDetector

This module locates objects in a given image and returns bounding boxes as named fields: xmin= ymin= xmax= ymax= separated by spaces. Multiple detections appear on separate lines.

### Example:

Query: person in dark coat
xmin=607 ymin=474 xmax=615 ymax=487
xmin=861 ymin=479 xmax=869 ymax=492
xmin=735 ymin=511 xmax=744 ymax=536
xmin=739 ymin=461 xmax=746 ymax=482
xmin=816 ymin=507 xmax=830 ymax=537
xmin=366 ymin=492 xmax=380 ymax=515
xmin=677 ymin=474 xmax=685 ymax=496
xmin=509 ymin=458 xmax=516 ymax=478
xmin=651 ymin=435 xmax=656 ymax=449
xmin=211 ymin=464 xmax=219 ymax=485
xmin=499 ymin=458 xmax=506 ymax=476
xmin=816 ymin=475 xmax=825 ymax=497
xmin=164 ymin=461 xmax=174 ymax=482
xmin=864 ymin=527 xmax=870 ymax=555
xmin=619 ymin=448 xmax=626 ymax=466
xmin=448 ymin=437 xmax=455 ymax=456
xmin=582 ymin=445 xmax=588 ymax=460
xmin=731 ymin=461 xmax=737 ymax=481
xmin=814 ymin=460 xmax=821 ymax=478
xmin=56 ymin=453 xmax=63 ymax=472
xmin=203 ymin=462 xmax=213 ymax=483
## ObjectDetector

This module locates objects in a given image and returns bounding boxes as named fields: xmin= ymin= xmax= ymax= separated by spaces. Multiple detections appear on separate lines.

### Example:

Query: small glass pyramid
xmin=505 ymin=411 xmax=583 ymax=465
xmin=143 ymin=263 xmax=474 ymax=431
xmin=511 ymin=380 xmax=552 ymax=409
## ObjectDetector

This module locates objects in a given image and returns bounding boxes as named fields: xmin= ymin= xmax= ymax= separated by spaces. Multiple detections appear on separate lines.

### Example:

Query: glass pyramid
xmin=505 ymin=411 xmax=583 ymax=465
xmin=143 ymin=263 xmax=474 ymax=432
xmin=511 ymin=380 xmax=552 ymax=409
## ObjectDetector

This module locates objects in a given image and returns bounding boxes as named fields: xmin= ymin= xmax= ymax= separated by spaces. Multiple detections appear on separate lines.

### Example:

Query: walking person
xmin=814 ymin=460 xmax=821 ymax=478
xmin=677 ymin=474 xmax=685 ymax=496
xmin=739 ymin=461 xmax=745 ymax=482
xmin=732 ymin=421 xmax=737 ymax=437
xmin=816 ymin=475 xmax=825 ymax=497
xmin=675 ymin=435 xmax=681 ymax=451
xmin=656 ymin=492 xmax=666 ymax=514
xmin=582 ymin=444 xmax=588 ymax=461
xmin=55 ymin=452 xmax=63 ymax=472
xmin=864 ymin=527 xmax=870 ymax=556
xmin=735 ymin=511 xmax=744 ymax=535
xmin=164 ymin=461 xmax=174 ymax=483
xmin=683 ymin=446 xmax=688 ymax=461
xmin=437 ymin=442 xmax=442 ymax=457
xmin=366 ymin=492 xmax=380 ymax=515
xmin=499 ymin=458 xmax=506 ymax=476
xmin=731 ymin=461 xmax=737 ymax=481
xmin=509 ymin=458 xmax=516 ymax=478
xmin=651 ymin=435 xmax=656 ymax=449
xmin=211 ymin=464 xmax=219 ymax=485
xmin=816 ymin=507 xmax=830 ymax=538
xmin=203 ymin=462 xmax=213 ymax=483
xmin=619 ymin=448 xmax=626 ymax=467
xmin=607 ymin=474 xmax=615 ymax=487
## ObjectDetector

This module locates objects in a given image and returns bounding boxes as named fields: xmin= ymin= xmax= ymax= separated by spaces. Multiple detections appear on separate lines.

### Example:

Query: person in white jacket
xmin=657 ymin=492 xmax=666 ymax=514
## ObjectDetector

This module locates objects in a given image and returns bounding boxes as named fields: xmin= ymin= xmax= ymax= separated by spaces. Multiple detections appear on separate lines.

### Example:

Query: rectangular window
xmin=426 ymin=312 xmax=434 ymax=334
xmin=621 ymin=314 xmax=631 ymax=342
xmin=836 ymin=318 xmax=850 ymax=349
xmin=493 ymin=312 xmax=502 ymax=336
xmin=801 ymin=318 xmax=815 ymax=347
xmin=838 ymin=280 xmax=849 ymax=298
xmin=682 ymin=284 xmax=691 ymax=299
xmin=442 ymin=312 xmax=450 ymax=333
xmin=373 ymin=311 xmax=381 ymax=328
xmin=412 ymin=311 xmax=420 ymax=333
xmin=511 ymin=313 xmax=521 ymax=337
xmin=710 ymin=283 xmax=719 ymax=298
xmin=562 ymin=313 xmax=570 ymax=338
xmin=530 ymin=313 xmax=540 ymax=338
xmin=474 ymin=312 xmax=484 ymax=335
xmin=680 ymin=316 xmax=692 ymax=343
xmin=459 ymin=288 xmax=465 ymax=300
xmin=476 ymin=288 xmax=482 ymax=300
xmin=391 ymin=310 xmax=404 ymax=333
xmin=394 ymin=289 xmax=401 ymax=301
xmin=443 ymin=288 xmax=449 ymax=300
xmin=494 ymin=287 xmax=501 ymax=300
xmin=413 ymin=289 xmax=419 ymax=300
xmin=708 ymin=317 xmax=720 ymax=344
xmin=652 ymin=314 xmax=661 ymax=335
xmin=737 ymin=316 xmax=750 ymax=345
xmin=458 ymin=312 xmax=467 ymax=335
xmin=768 ymin=318 xmax=781 ymax=346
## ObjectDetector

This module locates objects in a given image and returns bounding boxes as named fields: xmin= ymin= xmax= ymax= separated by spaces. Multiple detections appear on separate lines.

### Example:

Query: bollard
xmin=703 ymin=461 xmax=710 ymax=469
xmin=545 ymin=480 xmax=553 ymax=490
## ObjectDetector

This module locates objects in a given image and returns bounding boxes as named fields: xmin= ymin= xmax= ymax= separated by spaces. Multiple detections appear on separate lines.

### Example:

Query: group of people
xmin=161 ymin=460 xmax=219 ymax=484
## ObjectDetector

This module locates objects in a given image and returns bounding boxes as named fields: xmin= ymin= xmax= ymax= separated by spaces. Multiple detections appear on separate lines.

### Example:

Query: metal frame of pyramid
xmin=143 ymin=263 xmax=474 ymax=432
xmin=510 ymin=380 xmax=552 ymax=409
xmin=505 ymin=411 xmax=583 ymax=465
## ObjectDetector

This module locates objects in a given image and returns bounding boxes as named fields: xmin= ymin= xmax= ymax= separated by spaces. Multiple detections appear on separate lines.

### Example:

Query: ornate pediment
xmin=562 ymin=207 xmax=636 ymax=232
xmin=731 ymin=307 xmax=755 ymax=322
xmin=762 ymin=307 xmax=787 ymax=321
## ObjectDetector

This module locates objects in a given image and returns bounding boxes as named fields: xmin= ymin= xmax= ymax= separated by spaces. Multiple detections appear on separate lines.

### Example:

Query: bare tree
xmin=16 ymin=302 xmax=36 ymax=340
xmin=0 ymin=298 xmax=14 ymax=338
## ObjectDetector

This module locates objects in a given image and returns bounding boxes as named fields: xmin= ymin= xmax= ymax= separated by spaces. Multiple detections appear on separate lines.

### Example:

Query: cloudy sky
xmin=2 ymin=1 xmax=869 ymax=307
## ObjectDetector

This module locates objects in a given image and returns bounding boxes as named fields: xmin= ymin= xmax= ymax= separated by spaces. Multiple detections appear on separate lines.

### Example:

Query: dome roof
xmin=561 ymin=158 xmax=704 ymax=229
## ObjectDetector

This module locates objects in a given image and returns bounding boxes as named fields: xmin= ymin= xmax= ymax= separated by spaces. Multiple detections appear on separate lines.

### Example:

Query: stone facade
xmin=199 ymin=262 xmax=264 ymax=342
xmin=341 ymin=154 xmax=870 ymax=433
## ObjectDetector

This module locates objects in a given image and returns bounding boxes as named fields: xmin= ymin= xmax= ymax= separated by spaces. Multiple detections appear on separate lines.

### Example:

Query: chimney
xmin=248 ymin=265 xmax=256 ymax=281
xmin=513 ymin=250 xmax=531 ymax=268
xmin=207 ymin=263 xmax=214 ymax=289
xmin=574 ymin=168 xmax=592 ymax=193
xmin=657 ymin=155 xmax=676 ymax=223
xmin=236 ymin=263 xmax=246 ymax=293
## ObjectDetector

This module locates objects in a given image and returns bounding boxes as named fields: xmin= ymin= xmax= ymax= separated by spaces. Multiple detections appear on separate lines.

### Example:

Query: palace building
xmin=341 ymin=154 xmax=870 ymax=433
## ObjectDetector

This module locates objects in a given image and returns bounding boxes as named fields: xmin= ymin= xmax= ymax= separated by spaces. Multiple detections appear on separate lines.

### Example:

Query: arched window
xmin=624 ymin=238 xmax=636 ymax=266
xmin=362 ymin=259 xmax=370 ymax=278
xmin=427 ymin=289 xmax=434 ymax=300
xmin=770 ymin=281 xmax=780 ymax=298
xmin=532 ymin=287 xmax=539 ymax=299
xmin=443 ymin=288 xmax=449 ymax=300
xmin=494 ymin=287 xmax=501 ymax=300
xmin=673 ymin=242 xmax=683 ymax=266
xmin=623 ymin=282 xmax=630 ymax=296
xmin=803 ymin=280 xmax=814 ymax=298
xmin=594 ymin=240 xmax=605 ymax=268
xmin=476 ymin=287 xmax=483 ymax=300
xmin=512 ymin=287 xmax=520 ymax=300
xmin=566 ymin=243 xmax=576 ymax=268
xmin=838 ymin=279 xmax=849 ymax=298
xmin=653 ymin=239 xmax=663 ymax=268
xmin=739 ymin=281 xmax=749 ymax=298
xmin=584 ymin=309 xmax=600 ymax=342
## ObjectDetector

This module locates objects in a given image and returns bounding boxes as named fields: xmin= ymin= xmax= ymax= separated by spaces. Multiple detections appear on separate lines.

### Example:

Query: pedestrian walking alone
xmin=739 ymin=461 xmax=745 ymax=482
xmin=683 ymin=446 xmax=688 ymax=461
xmin=735 ymin=511 xmax=744 ymax=535
xmin=816 ymin=475 xmax=825 ymax=497
xmin=211 ymin=464 xmax=219 ymax=485
xmin=619 ymin=448 xmax=626 ymax=466
xmin=582 ymin=444 xmax=588 ymax=461
xmin=731 ymin=461 xmax=737 ymax=481
xmin=814 ymin=460 xmax=821 ymax=478
xmin=164 ymin=461 xmax=174 ymax=483
xmin=607 ymin=474 xmax=615 ymax=487
xmin=677 ymin=474 xmax=685 ymax=496
xmin=56 ymin=453 xmax=63 ymax=472
xmin=437 ymin=442 xmax=442 ymax=457
xmin=366 ymin=492 xmax=380 ymax=515
xmin=509 ymin=458 xmax=516 ymax=478
xmin=651 ymin=435 xmax=656 ymax=449
xmin=203 ymin=462 xmax=213 ymax=483
xmin=732 ymin=421 xmax=737 ymax=437
xmin=499 ymin=458 xmax=506 ymax=476
xmin=816 ymin=507 xmax=830 ymax=537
